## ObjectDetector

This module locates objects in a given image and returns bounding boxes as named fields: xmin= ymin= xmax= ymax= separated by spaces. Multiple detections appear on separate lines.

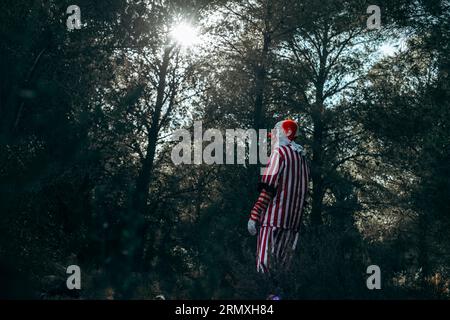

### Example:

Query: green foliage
xmin=1 ymin=0 xmax=449 ymax=299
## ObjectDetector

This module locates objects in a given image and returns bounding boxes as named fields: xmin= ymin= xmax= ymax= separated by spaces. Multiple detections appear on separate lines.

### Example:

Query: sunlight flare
xmin=170 ymin=22 xmax=199 ymax=47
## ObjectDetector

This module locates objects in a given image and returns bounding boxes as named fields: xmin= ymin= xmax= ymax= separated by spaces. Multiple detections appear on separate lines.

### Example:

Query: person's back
xmin=260 ymin=144 xmax=309 ymax=232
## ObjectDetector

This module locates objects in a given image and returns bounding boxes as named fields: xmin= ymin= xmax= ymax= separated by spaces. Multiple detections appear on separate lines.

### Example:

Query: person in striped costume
xmin=248 ymin=119 xmax=310 ymax=275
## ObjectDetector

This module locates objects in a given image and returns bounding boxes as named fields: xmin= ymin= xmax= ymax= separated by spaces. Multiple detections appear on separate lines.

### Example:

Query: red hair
xmin=281 ymin=119 xmax=298 ymax=141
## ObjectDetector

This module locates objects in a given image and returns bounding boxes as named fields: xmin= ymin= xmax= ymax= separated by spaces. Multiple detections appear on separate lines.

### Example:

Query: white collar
xmin=274 ymin=136 xmax=306 ymax=156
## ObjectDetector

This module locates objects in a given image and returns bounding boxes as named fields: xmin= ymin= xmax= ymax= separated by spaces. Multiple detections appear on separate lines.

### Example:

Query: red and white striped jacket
xmin=250 ymin=144 xmax=310 ymax=232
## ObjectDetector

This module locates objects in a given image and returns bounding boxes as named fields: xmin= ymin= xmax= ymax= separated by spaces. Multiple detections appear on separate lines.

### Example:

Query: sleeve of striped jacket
xmin=249 ymin=148 xmax=284 ymax=222
xmin=258 ymin=147 xmax=285 ymax=194
xmin=250 ymin=189 xmax=273 ymax=222
xmin=304 ymin=158 xmax=311 ymax=205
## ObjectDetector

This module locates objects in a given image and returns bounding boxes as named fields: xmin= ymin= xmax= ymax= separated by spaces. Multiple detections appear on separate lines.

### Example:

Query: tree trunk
xmin=253 ymin=31 xmax=271 ymax=130
xmin=132 ymin=45 xmax=173 ymax=270
xmin=252 ymin=6 xmax=273 ymax=189
xmin=310 ymin=99 xmax=325 ymax=227
xmin=310 ymin=30 xmax=329 ymax=227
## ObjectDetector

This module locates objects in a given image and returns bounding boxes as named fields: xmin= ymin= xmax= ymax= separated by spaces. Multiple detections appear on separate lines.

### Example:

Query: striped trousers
xmin=256 ymin=226 xmax=299 ymax=274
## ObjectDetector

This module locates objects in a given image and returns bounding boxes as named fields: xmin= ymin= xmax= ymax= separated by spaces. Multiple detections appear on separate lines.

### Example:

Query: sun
xmin=170 ymin=22 xmax=199 ymax=47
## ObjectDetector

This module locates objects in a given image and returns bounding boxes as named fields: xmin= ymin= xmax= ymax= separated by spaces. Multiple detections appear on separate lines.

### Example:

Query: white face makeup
xmin=272 ymin=121 xmax=291 ymax=147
